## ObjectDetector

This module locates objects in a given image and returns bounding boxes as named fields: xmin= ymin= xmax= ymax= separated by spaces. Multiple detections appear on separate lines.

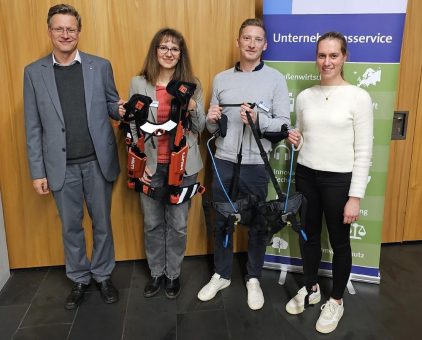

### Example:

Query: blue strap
xmin=206 ymin=136 xmax=238 ymax=247
xmin=283 ymin=144 xmax=308 ymax=241
xmin=284 ymin=146 xmax=294 ymax=212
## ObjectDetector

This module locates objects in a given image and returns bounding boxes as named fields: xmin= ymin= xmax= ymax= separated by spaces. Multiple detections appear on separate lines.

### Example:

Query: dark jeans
xmin=212 ymin=158 xmax=269 ymax=280
xmin=296 ymin=163 xmax=352 ymax=300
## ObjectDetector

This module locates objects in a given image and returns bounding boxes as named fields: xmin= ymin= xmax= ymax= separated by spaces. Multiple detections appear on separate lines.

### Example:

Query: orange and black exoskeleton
xmin=120 ymin=80 xmax=205 ymax=205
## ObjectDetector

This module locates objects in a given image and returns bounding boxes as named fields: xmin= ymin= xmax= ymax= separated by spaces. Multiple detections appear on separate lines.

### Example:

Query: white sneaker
xmin=197 ymin=273 xmax=230 ymax=301
xmin=316 ymin=298 xmax=344 ymax=334
xmin=246 ymin=278 xmax=264 ymax=310
xmin=285 ymin=285 xmax=321 ymax=315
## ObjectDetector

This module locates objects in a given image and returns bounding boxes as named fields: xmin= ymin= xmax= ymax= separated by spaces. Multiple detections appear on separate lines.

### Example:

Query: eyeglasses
xmin=157 ymin=45 xmax=181 ymax=55
xmin=241 ymin=35 xmax=265 ymax=44
xmin=50 ymin=27 xmax=79 ymax=36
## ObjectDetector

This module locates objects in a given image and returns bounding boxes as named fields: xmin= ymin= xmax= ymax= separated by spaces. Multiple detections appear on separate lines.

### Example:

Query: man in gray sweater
xmin=197 ymin=18 xmax=290 ymax=310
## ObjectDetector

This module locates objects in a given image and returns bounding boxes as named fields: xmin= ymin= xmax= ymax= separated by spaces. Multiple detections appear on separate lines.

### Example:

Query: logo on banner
xmin=350 ymin=222 xmax=367 ymax=240
xmin=271 ymin=237 xmax=288 ymax=253
xmin=273 ymin=144 xmax=290 ymax=161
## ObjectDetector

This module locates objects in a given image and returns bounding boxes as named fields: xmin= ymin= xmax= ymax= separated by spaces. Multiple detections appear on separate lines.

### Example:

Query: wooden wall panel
xmin=0 ymin=0 xmax=87 ymax=268
xmin=381 ymin=0 xmax=422 ymax=242
xmin=4 ymin=0 xmax=420 ymax=267
xmin=0 ymin=0 xmax=254 ymax=268
xmin=403 ymin=66 xmax=422 ymax=240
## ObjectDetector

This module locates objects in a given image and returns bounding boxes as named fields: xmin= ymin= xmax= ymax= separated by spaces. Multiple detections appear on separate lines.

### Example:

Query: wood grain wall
xmin=1 ymin=0 xmax=421 ymax=268
xmin=381 ymin=0 xmax=422 ymax=242
xmin=0 ymin=0 xmax=254 ymax=268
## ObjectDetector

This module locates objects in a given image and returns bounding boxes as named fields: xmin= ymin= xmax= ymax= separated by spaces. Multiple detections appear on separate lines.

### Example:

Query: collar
xmin=234 ymin=61 xmax=264 ymax=72
xmin=52 ymin=50 xmax=81 ymax=66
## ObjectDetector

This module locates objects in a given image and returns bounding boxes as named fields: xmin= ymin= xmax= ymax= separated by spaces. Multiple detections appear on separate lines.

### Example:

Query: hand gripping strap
xmin=217 ymin=104 xmax=289 ymax=143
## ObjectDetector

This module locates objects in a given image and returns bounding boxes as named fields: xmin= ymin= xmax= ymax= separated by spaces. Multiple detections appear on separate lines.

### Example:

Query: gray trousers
xmin=141 ymin=164 xmax=196 ymax=279
xmin=52 ymin=160 xmax=115 ymax=285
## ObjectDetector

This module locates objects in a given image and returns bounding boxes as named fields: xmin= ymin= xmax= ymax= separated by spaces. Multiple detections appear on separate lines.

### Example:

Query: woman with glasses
xmin=128 ymin=28 xmax=205 ymax=299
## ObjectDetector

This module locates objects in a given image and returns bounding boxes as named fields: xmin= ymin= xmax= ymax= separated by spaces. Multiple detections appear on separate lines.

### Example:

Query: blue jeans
xmin=212 ymin=158 xmax=269 ymax=280
xmin=141 ymin=164 xmax=197 ymax=279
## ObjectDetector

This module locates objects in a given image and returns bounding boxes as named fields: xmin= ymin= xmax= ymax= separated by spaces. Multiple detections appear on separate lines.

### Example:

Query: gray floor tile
xmin=13 ymin=324 xmax=71 ymax=340
xmin=67 ymin=289 xmax=129 ymax=340
xmin=0 ymin=243 xmax=421 ymax=340
xmin=0 ymin=269 xmax=47 ymax=306
xmin=20 ymin=268 xmax=75 ymax=327
xmin=177 ymin=309 xmax=229 ymax=340
xmin=0 ymin=305 xmax=28 ymax=339
xmin=123 ymin=294 xmax=177 ymax=340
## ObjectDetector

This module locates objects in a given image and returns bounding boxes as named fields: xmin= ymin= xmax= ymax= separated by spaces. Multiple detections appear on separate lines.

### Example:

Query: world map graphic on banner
xmin=357 ymin=68 xmax=382 ymax=87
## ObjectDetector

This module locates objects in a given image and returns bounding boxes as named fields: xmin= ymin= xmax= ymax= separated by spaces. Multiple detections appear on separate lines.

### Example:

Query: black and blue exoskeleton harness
xmin=205 ymin=103 xmax=308 ymax=247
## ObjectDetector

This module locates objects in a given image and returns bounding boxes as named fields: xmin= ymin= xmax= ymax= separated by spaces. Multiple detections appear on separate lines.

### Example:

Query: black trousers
xmin=296 ymin=163 xmax=352 ymax=300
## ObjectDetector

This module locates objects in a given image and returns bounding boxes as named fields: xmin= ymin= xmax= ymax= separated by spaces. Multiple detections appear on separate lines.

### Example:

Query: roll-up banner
xmin=263 ymin=0 xmax=408 ymax=284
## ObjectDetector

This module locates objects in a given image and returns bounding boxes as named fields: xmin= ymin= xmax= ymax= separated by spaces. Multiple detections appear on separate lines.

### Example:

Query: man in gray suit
xmin=24 ymin=3 xmax=125 ymax=310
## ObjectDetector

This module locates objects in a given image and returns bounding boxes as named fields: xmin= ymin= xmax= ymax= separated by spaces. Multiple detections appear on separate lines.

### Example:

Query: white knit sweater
xmin=295 ymin=84 xmax=373 ymax=198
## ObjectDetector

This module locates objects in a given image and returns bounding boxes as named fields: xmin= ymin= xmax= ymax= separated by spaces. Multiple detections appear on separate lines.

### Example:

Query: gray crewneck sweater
xmin=207 ymin=64 xmax=290 ymax=164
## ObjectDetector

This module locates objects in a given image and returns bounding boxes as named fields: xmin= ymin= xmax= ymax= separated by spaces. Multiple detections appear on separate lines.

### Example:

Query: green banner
xmin=264 ymin=62 xmax=399 ymax=283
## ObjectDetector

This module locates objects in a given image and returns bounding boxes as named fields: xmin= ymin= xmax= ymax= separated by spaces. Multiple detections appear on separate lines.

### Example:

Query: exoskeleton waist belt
xmin=211 ymin=192 xmax=304 ymax=234
xmin=128 ymin=178 xmax=205 ymax=205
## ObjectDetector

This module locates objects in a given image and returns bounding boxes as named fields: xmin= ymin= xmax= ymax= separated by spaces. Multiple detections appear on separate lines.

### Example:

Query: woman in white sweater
xmin=286 ymin=32 xmax=373 ymax=334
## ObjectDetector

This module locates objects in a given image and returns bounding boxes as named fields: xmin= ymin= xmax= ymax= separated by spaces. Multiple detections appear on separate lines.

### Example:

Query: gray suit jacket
xmin=129 ymin=76 xmax=205 ymax=176
xmin=24 ymin=51 xmax=121 ymax=191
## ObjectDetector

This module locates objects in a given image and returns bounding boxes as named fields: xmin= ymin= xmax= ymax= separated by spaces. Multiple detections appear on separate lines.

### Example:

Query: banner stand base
xmin=264 ymin=260 xmax=381 ymax=284
xmin=278 ymin=267 xmax=287 ymax=285
xmin=346 ymin=278 xmax=357 ymax=295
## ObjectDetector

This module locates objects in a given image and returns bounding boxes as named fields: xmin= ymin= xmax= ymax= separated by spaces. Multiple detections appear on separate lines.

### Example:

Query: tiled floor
xmin=1 ymin=242 xmax=421 ymax=340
